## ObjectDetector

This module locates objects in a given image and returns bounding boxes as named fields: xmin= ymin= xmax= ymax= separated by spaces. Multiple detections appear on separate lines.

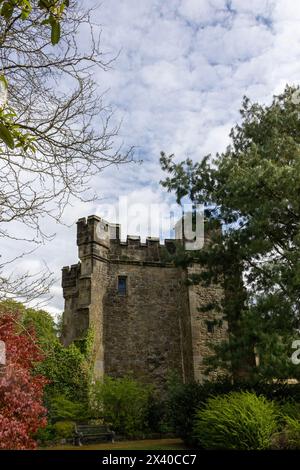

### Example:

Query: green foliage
xmin=1 ymin=300 xmax=92 ymax=405
xmin=166 ymin=377 xmax=300 ymax=443
xmin=160 ymin=86 xmax=300 ymax=381
xmin=0 ymin=103 xmax=36 ymax=151
xmin=0 ymin=299 xmax=58 ymax=350
xmin=20 ymin=302 xmax=94 ymax=405
xmin=91 ymin=376 xmax=153 ymax=438
xmin=37 ymin=341 xmax=92 ymax=404
xmin=0 ymin=0 xmax=68 ymax=44
xmin=0 ymin=75 xmax=33 ymax=150
xmin=48 ymin=395 xmax=88 ymax=422
xmin=22 ymin=307 xmax=58 ymax=353
xmin=36 ymin=424 xmax=55 ymax=444
xmin=73 ymin=327 xmax=95 ymax=358
xmin=2 ymin=301 xmax=93 ymax=423
xmin=0 ymin=0 xmax=69 ymax=148
xmin=37 ymin=420 xmax=75 ymax=445
xmin=38 ymin=339 xmax=92 ymax=436
xmin=280 ymin=401 xmax=300 ymax=421
xmin=166 ymin=377 xmax=235 ymax=444
xmin=146 ymin=393 xmax=170 ymax=434
xmin=193 ymin=392 xmax=278 ymax=450
xmin=50 ymin=17 xmax=60 ymax=44
xmin=52 ymin=420 xmax=75 ymax=440
xmin=272 ymin=415 xmax=300 ymax=450
xmin=0 ymin=121 xmax=13 ymax=148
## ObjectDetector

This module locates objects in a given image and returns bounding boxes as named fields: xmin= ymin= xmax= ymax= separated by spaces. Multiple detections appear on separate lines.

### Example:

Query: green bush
xmin=193 ymin=391 xmax=279 ymax=450
xmin=166 ymin=377 xmax=236 ymax=444
xmin=272 ymin=417 xmax=300 ymax=450
xmin=48 ymin=394 xmax=89 ymax=422
xmin=166 ymin=377 xmax=300 ymax=443
xmin=91 ymin=376 xmax=152 ymax=438
xmin=36 ymin=424 xmax=55 ymax=444
xmin=146 ymin=394 xmax=170 ymax=434
xmin=52 ymin=421 xmax=75 ymax=440
xmin=271 ymin=405 xmax=300 ymax=449
xmin=280 ymin=401 xmax=300 ymax=421
xmin=38 ymin=420 xmax=75 ymax=444
xmin=37 ymin=341 xmax=92 ymax=404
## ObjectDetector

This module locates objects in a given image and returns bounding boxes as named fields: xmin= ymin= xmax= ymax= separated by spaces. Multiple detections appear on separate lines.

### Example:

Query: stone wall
xmin=103 ymin=262 xmax=188 ymax=386
xmin=187 ymin=264 xmax=228 ymax=382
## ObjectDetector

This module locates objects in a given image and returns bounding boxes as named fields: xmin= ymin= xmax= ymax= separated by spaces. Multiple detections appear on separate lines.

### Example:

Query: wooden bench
xmin=74 ymin=424 xmax=115 ymax=446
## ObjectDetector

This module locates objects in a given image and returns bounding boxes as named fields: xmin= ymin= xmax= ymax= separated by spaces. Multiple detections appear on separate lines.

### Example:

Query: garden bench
xmin=74 ymin=424 xmax=115 ymax=446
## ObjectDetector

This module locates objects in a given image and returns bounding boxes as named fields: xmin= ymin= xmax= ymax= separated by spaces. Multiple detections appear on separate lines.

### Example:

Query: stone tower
xmin=61 ymin=215 xmax=227 ymax=387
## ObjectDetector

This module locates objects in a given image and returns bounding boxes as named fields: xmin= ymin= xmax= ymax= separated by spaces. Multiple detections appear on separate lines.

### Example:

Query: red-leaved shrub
xmin=0 ymin=311 xmax=47 ymax=449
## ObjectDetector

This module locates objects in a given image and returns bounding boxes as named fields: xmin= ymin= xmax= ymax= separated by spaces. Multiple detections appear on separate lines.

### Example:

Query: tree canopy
xmin=161 ymin=86 xmax=300 ymax=381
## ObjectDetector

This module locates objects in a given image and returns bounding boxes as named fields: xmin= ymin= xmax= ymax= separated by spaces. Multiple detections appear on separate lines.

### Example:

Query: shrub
xmin=272 ymin=417 xmax=300 ymax=450
xmin=52 ymin=421 xmax=75 ymax=440
xmin=36 ymin=424 xmax=55 ymax=445
xmin=37 ymin=419 xmax=76 ymax=445
xmin=166 ymin=377 xmax=235 ymax=444
xmin=280 ymin=401 xmax=300 ymax=421
xmin=0 ymin=307 xmax=47 ymax=450
xmin=146 ymin=394 xmax=170 ymax=434
xmin=91 ymin=376 xmax=152 ymax=438
xmin=271 ymin=405 xmax=300 ymax=450
xmin=37 ymin=341 xmax=92 ymax=404
xmin=166 ymin=377 xmax=300 ymax=443
xmin=193 ymin=391 xmax=279 ymax=450
xmin=48 ymin=394 xmax=89 ymax=422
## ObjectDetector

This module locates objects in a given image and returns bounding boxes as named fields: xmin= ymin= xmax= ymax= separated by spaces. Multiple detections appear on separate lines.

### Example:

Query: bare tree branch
xmin=0 ymin=1 xmax=133 ymax=302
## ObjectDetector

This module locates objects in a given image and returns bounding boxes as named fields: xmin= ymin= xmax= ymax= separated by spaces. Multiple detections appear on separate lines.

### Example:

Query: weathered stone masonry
xmin=61 ymin=215 xmax=227 ymax=388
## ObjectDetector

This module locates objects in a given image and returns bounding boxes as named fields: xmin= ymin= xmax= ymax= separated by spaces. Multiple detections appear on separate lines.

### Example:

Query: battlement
xmin=75 ymin=215 xmax=185 ymax=264
xmin=77 ymin=215 xmax=120 ymax=247
xmin=62 ymin=263 xmax=80 ymax=288
xmin=76 ymin=215 xmax=179 ymax=248
xmin=115 ymin=235 xmax=179 ymax=250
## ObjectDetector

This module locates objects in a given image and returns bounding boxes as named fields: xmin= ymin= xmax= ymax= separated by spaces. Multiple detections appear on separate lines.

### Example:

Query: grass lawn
xmin=42 ymin=438 xmax=188 ymax=451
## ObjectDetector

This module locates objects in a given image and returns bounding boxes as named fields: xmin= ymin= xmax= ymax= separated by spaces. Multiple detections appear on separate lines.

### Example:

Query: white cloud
xmin=178 ymin=0 xmax=229 ymax=24
xmin=231 ymin=0 xmax=274 ymax=16
xmin=273 ymin=0 xmax=300 ymax=21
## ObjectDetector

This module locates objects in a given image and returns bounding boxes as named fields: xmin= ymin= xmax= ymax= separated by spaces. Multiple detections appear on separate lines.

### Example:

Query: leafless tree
xmin=0 ymin=1 xmax=132 ymax=302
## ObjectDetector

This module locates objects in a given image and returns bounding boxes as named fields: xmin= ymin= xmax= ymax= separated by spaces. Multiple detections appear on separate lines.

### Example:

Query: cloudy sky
xmin=6 ymin=0 xmax=300 ymax=315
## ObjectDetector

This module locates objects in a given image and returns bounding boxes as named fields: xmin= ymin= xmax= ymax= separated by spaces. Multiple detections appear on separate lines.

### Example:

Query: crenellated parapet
xmin=77 ymin=215 xmax=119 ymax=248
xmin=62 ymin=263 xmax=80 ymax=288
xmin=109 ymin=235 xmax=183 ymax=264
xmin=74 ymin=215 xmax=183 ymax=265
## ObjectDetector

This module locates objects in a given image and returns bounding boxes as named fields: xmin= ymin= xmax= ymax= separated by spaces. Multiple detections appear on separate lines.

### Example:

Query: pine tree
xmin=160 ymin=86 xmax=300 ymax=381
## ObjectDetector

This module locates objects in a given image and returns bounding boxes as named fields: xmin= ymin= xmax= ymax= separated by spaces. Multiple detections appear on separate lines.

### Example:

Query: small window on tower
xmin=118 ymin=276 xmax=127 ymax=295
xmin=207 ymin=321 xmax=215 ymax=334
